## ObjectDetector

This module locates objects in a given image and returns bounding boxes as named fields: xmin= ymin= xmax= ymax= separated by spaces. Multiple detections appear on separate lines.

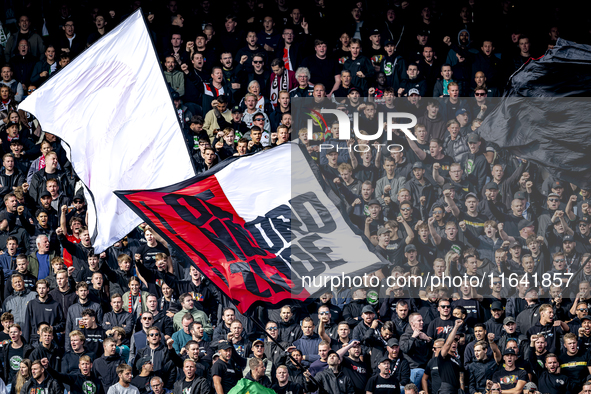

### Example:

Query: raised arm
xmin=443 ymin=190 xmax=460 ymax=218
xmin=566 ymin=195 xmax=577 ymax=221
xmin=441 ymin=319 xmax=463 ymax=358
xmin=488 ymin=333 xmax=502 ymax=363
xmin=399 ymin=216 xmax=415 ymax=244
xmin=406 ymin=135 xmax=427 ymax=161
xmin=428 ymin=217 xmax=442 ymax=245
xmin=433 ymin=163 xmax=445 ymax=186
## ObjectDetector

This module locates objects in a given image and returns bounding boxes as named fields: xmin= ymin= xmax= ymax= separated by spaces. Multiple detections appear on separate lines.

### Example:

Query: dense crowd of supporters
xmin=0 ymin=1 xmax=591 ymax=394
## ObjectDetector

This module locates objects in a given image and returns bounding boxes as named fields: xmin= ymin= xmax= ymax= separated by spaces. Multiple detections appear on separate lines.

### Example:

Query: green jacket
xmin=27 ymin=251 xmax=58 ymax=278
xmin=164 ymin=70 xmax=185 ymax=97
xmin=173 ymin=307 xmax=213 ymax=335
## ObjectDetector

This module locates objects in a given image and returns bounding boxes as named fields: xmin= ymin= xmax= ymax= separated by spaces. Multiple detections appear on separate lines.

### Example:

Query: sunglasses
xmin=148 ymin=333 xmax=160 ymax=337
xmin=319 ymin=312 xmax=330 ymax=315
xmin=475 ymin=92 xmax=486 ymax=96
xmin=266 ymin=326 xmax=278 ymax=330
xmin=142 ymin=317 xmax=153 ymax=320
xmin=254 ymin=118 xmax=264 ymax=121
xmin=253 ymin=60 xmax=263 ymax=64
xmin=548 ymin=198 xmax=560 ymax=202
xmin=254 ymin=344 xmax=264 ymax=348
xmin=440 ymin=305 xmax=451 ymax=309
xmin=578 ymin=308 xmax=589 ymax=312
xmin=401 ymin=208 xmax=411 ymax=211
xmin=554 ymin=259 xmax=565 ymax=262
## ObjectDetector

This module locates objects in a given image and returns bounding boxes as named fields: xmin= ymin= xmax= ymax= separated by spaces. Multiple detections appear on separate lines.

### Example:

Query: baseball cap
xmin=377 ymin=227 xmax=392 ymax=236
xmin=491 ymin=301 xmax=503 ymax=311
xmin=370 ymin=28 xmax=380 ymax=36
xmin=455 ymin=108 xmax=468 ymax=117
xmin=405 ymin=244 xmax=417 ymax=253
xmin=348 ymin=87 xmax=360 ymax=94
xmin=503 ymin=348 xmax=517 ymax=356
xmin=442 ymin=183 xmax=454 ymax=191
xmin=39 ymin=191 xmax=51 ymax=199
xmin=563 ymin=235 xmax=575 ymax=242
xmin=467 ymin=133 xmax=480 ymax=143
xmin=582 ymin=216 xmax=591 ymax=224
xmin=171 ymin=92 xmax=180 ymax=100
xmin=136 ymin=356 xmax=152 ymax=369
xmin=517 ymin=219 xmax=534 ymax=231
xmin=325 ymin=148 xmax=338 ymax=155
xmin=485 ymin=182 xmax=499 ymax=190
xmin=524 ymin=383 xmax=537 ymax=391
xmin=6 ymin=121 xmax=19 ymax=129
xmin=252 ymin=339 xmax=264 ymax=347
xmin=548 ymin=192 xmax=560 ymax=198
xmin=362 ymin=305 xmax=375 ymax=314
xmin=418 ymin=29 xmax=429 ymax=36
xmin=217 ymin=340 xmax=233 ymax=350
xmin=514 ymin=191 xmax=527 ymax=200
xmin=465 ymin=192 xmax=478 ymax=200
xmin=408 ymin=88 xmax=420 ymax=96
xmin=387 ymin=338 xmax=399 ymax=347
xmin=231 ymin=106 xmax=242 ymax=114
xmin=412 ymin=162 xmax=424 ymax=169
xmin=368 ymin=198 xmax=381 ymax=206
xmin=553 ymin=180 xmax=565 ymax=189
xmin=379 ymin=355 xmax=392 ymax=365
xmin=503 ymin=317 xmax=516 ymax=325
xmin=582 ymin=315 xmax=591 ymax=322
xmin=509 ymin=240 xmax=521 ymax=249
xmin=384 ymin=39 xmax=395 ymax=46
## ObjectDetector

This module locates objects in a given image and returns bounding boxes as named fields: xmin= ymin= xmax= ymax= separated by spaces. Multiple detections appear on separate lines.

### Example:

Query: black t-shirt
xmin=212 ymin=359 xmax=241 ymax=394
xmin=427 ymin=317 xmax=457 ymax=340
xmin=492 ymin=367 xmax=528 ymax=390
xmin=137 ymin=242 xmax=169 ymax=270
xmin=424 ymin=357 xmax=441 ymax=394
xmin=386 ymin=237 xmax=406 ymax=265
xmin=537 ymin=371 xmax=573 ymax=394
xmin=458 ymin=211 xmax=489 ymax=238
xmin=301 ymin=56 xmax=341 ymax=92
xmin=180 ymin=379 xmax=194 ymax=394
xmin=7 ymin=344 xmax=25 ymax=382
xmin=271 ymin=382 xmax=304 ymax=394
xmin=342 ymin=357 xmax=371 ymax=394
xmin=437 ymin=353 xmax=463 ymax=390
xmin=365 ymin=374 xmax=401 ymax=394
xmin=82 ymin=327 xmax=106 ymax=356
xmin=415 ymin=237 xmax=438 ymax=265
xmin=353 ymin=164 xmax=380 ymax=186
xmin=558 ymin=350 xmax=591 ymax=388
xmin=424 ymin=155 xmax=454 ymax=178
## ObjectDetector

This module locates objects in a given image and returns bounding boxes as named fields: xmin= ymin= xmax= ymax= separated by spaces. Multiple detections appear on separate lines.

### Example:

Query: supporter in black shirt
xmin=365 ymin=357 xmax=401 ymax=394
xmin=558 ymin=333 xmax=591 ymax=389
xmin=212 ymin=341 xmax=242 ymax=394
xmin=492 ymin=348 xmax=528 ymax=393
xmin=437 ymin=319 xmax=464 ymax=394
xmin=427 ymin=299 xmax=457 ymax=340
xmin=271 ymin=365 xmax=303 ymax=394
xmin=538 ymin=353 xmax=575 ymax=394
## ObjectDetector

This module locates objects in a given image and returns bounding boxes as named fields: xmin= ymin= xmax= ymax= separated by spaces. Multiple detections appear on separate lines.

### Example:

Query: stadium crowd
xmin=1 ymin=1 xmax=591 ymax=394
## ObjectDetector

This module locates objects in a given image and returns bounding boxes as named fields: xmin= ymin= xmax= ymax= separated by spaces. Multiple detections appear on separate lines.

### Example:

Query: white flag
xmin=19 ymin=9 xmax=195 ymax=253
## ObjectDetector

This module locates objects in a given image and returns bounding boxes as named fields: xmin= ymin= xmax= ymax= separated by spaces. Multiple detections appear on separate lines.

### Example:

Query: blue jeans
xmin=410 ymin=368 xmax=425 ymax=390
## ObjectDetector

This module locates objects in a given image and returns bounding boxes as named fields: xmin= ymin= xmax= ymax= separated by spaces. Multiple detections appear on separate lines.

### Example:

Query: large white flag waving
xmin=19 ymin=9 xmax=195 ymax=253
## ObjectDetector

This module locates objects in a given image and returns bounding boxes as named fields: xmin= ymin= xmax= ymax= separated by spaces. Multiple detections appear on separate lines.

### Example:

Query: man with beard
xmin=536 ymin=353 xmax=574 ymax=394
xmin=365 ymin=357 xmax=401 ymax=394
xmin=304 ymin=350 xmax=356 ymax=394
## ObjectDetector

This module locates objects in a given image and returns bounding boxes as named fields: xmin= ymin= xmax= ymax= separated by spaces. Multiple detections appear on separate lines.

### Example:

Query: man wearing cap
xmin=242 ymin=339 xmax=276 ymax=383
xmin=544 ymin=210 xmax=575 ymax=253
xmin=484 ymin=301 xmax=506 ymax=338
xmin=304 ymin=349 xmax=355 ymax=394
xmin=212 ymin=340 xmax=242 ymax=394
xmin=351 ymin=305 xmax=379 ymax=342
xmin=492 ymin=347 xmax=528 ymax=394
xmin=365 ymin=356 xmax=401 ymax=394
xmin=461 ymin=133 xmax=488 ymax=193
xmin=380 ymin=40 xmax=406 ymax=90
xmin=380 ymin=338 xmax=410 ymax=388
xmin=497 ymin=317 xmax=527 ymax=356
xmin=480 ymin=182 xmax=507 ymax=220
xmin=375 ymin=227 xmax=395 ymax=262
xmin=575 ymin=216 xmax=591 ymax=254
xmin=401 ymin=243 xmax=431 ymax=278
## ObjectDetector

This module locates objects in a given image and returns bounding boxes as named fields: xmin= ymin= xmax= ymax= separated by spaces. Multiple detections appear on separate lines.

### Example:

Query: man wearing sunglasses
xmin=427 ymin=299 xmax=457 ymax=340
xmin=134 ymin=326 xmax=176 ymax=389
